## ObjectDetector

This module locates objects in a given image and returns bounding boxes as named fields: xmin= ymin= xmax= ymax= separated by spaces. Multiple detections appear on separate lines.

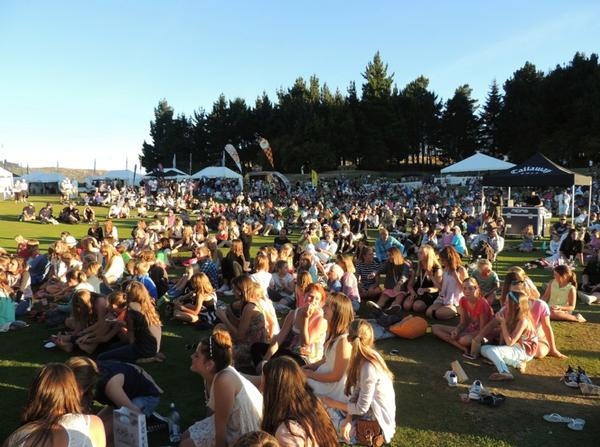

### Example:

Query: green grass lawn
xmin=0 ymin=196 xmax=598 ymax=446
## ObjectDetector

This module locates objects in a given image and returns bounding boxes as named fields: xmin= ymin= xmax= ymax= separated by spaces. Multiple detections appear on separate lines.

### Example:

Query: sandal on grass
xmin=543 ymin=413 xmax=574 ymax=423
xmin=567 ymin=418 xmax=586 ymax=431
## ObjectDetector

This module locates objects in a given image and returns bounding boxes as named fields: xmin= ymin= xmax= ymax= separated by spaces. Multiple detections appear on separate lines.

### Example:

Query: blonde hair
xmin=419 ymin=245 xmax=441 ymax=273
xmin=191 ymin=272 xmax=214 ymax=295
xmin=345 ymin=320 xmax=393 ymax=396
xmin=336 ymin=253 xmax=356 ymax=274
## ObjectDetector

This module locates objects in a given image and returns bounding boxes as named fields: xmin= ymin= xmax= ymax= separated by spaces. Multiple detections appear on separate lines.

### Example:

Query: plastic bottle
xmin=168 ymin=402 xmax=181 ymax=443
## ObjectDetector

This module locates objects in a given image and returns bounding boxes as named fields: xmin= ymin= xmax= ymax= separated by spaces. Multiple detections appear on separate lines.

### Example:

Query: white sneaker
xmin=217 ymin=285 xmax=230 ymax=293
xmin=468 ymin=380 xmax=485 ymax=400
xmin=223 ymin=289 xmax=234 ymax=297
xmin=443 ymin=370 xmax=458 ymax=387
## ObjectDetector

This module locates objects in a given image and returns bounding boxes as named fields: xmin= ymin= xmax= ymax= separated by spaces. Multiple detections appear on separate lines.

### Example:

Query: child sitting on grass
xmin=173 ymin=272 xmax=216 ymax=324
xmin=469 ymin=259 xmax=500 ymax=306
xmin=540 ymin=264 xmax=586 ymax=323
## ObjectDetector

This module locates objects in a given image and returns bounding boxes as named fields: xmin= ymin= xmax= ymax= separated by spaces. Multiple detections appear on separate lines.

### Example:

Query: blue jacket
xmin=375 ymin=236 xmax=406 ymax=261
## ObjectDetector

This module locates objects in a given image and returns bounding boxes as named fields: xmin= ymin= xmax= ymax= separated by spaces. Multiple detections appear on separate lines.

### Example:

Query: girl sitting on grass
xmin=173 ymin=272 xmax=216 ymax=324
xmin=469 ymin=259 xmax=500 ymax=306
xmin=481 ymin=290 xmax=538 ymax=381
xmin=540 ymin=265 xmax=586 ymax=323
xmin=432 ymin=277 xmax=493 ymax=358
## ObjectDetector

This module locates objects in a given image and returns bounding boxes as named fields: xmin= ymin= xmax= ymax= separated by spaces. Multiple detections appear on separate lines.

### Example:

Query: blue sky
xmin=1 ymin=0 xmax=599 ymax=169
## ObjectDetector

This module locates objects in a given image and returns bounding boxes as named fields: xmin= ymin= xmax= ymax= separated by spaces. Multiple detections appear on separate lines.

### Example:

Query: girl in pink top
xmin=432 ymin=278 xmax=493 ymax=357
xmin=481 ymin=290 xmax=538 ymax=381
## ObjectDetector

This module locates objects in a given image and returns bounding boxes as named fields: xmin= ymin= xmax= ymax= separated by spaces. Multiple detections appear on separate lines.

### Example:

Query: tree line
xmin=140 ymin=51 xmax=600 ymax=173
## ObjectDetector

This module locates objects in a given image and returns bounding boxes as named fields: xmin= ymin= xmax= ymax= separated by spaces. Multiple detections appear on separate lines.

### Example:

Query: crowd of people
xmin=1 ymin=174 xmax=599 ymax=446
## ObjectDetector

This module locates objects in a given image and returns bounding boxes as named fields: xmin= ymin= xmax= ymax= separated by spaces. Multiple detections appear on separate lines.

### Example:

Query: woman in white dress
xmin=180 ymin=329 xmax=263 ymax=447
xmin=5 ymin=363 xmax=105 ymax=447
xmin=303 ymin=292 xmax=354 ymax=404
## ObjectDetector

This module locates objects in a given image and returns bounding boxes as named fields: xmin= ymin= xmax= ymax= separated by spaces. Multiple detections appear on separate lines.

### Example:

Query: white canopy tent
xmin=0 ymin=167 xmax=14 ymax=198
xmin=23 ymin=172 xmax=68 ymax=195
xmin=440 ymin=152 xmax=515 ymax=174
xmin=89 ymin=169 xmax=140 ymax=185
xmin=191 ymin=166 xmax=243 ymax=189
xmin=143 ymin=168 xmax=189 ymax=181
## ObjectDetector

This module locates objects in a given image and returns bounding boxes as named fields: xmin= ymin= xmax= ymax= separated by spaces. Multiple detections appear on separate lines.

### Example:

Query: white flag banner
xmin=224 ymin=144 xmax=243 ymax=172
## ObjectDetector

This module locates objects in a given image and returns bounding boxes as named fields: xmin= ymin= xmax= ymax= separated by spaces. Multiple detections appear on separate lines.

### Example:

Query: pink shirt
xmin=459 ymin=297 xmax=493 ymax=333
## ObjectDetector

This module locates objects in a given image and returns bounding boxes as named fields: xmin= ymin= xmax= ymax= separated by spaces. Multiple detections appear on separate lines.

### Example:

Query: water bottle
xmin=168 ymin=402 xmax=181 ymax=443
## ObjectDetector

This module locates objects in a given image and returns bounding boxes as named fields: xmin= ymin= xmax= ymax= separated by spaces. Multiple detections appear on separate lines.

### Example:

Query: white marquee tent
xmin=440 ymin=152 xmax=515 ymax=174
xmin=0 ymin=167 xmax=14 ymax=197
xmin=191 ymin=166 xmax=243 ymax=189
xmin=23 ymin=172 xmax=68 ymax=194
xmin=89 ymin=169 xmax=140 ymax=185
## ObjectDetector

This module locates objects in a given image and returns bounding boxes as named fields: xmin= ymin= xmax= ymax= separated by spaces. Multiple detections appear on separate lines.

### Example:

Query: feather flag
xmin=258 ymin=137 xmax=274 ymax=169
xmin=311 ymin=169 xmax=318 ymax=187
xmin=224 ymin=144 xmax=243 ymax=172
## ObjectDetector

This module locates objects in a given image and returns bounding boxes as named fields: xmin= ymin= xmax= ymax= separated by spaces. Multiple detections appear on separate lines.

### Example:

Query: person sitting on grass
xmin=480 ymin=290 xmax=538 ymax=381
xmin=579 ymin=250 xmax=600 ymax=305
xmin=336 ymin=253 xmax=361 ymax=312
xmin=4 ymin=363 xmax=106 ymax=447
xmin=215 ymin=276 xmax=269 ymax=371
xmin=19 ymin=202 xmax=36 ymax=222
xmin=173 ymin=272 xmax=216 ymax=324
xmin=180 ymin=329 xmax=263 ymax=447
xmin=403 ymin=245 xmax=442 ymax=313
xmin=517 ymin=224 xmax=535 ymax=252
xmin=426 ymin=246 xmax=467 ymax=320
xmin=268 ymin=260 xmax=295 ymax=309
xmin=97 ymin=281 xmax=162 ymax=363
xmin=319 ymin=319 xmax=396 ymax=445
xmin=261 ymin=356 xmax=339 ymax=447
xmin=303 ymin=293 xmax=354 ymax=404
xmin=67 ymin=356 xmax=162 ymax=445
xmin=432 ymin=277 xmax=493 ymax=358
xmin=469 ymin=259 xmax=500 ymax=306
xmin=367 ymin=246 xmax=411 ymax=315
xmin=355 ymin=246 xmax=382 ymax=303
xmin=540 ymin=264 xmax=586 ymax=323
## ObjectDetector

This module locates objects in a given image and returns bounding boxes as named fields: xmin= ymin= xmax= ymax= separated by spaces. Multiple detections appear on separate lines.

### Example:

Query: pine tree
xmin=440 ymin=85 xmax=479 ymax=162
xmin=361 ymin=51 xmax=394 ymax=101
xmin=479 ymin=80 xmax=503 ymax=156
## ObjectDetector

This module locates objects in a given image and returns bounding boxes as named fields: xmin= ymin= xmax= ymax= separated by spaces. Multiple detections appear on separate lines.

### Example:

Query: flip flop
xmin=567 ymin=418 xmax=586 ymax=431
xmin=390 ymin=349 xmax=401 ymax=356
xmin=43 ymin=341 xmax=57 ymax=349
xmin=543 ymin=413 xmax=573 ymax=423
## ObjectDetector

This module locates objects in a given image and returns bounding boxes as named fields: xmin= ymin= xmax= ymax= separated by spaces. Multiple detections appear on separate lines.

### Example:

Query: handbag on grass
xmin=356 ymin=419 xmax=384 ymax=447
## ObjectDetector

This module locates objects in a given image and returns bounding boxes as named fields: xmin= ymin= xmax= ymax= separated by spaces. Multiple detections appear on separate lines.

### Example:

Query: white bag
xmin=113 ymin=407 xmax=149 ymax=447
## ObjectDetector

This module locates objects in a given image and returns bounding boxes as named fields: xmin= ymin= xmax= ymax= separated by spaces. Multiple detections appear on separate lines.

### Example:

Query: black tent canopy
xmin=482 ymin=153 xmax=593 ymax=224
xmin=482 ymin=153 xmax=592 ymax=187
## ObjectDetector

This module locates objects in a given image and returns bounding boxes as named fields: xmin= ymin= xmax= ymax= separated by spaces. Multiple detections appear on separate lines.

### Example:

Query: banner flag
xmin=311 ymin=169 xmax=318 ymax=187
xmin=258 ymin=137 xmax=274 ymax=168
xmin=224 ymin=144 xmax=243 ymax=172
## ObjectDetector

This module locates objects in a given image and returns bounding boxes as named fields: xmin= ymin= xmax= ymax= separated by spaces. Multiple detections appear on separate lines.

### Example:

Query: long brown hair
xmin=65 ymin=356 xmax=99 ymax=412
xmin=324 ymin=292 xmax=354 ymax=349
xmin=228 ymin=239 xmax=245 ymax=261
xmin=553 ymin=264 xmax=577 ymax=288
xmin=13 ymin=363 xmax=82 ymax=446
xmin=345 ymin=320 xmax=393 ymax=396
xmin=440 ymin=246 xmax=462 ymax=271
xmin=126 ymin=281 xmax=162 ymax=326
xmin=505 ymin=290 xmax=532 ymax=333
xmin=261 ymin=356 xmax=338 ymax=447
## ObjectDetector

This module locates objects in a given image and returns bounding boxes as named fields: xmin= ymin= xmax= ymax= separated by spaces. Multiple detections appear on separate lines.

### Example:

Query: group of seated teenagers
xmin=1 ymin=190 xmax=596 ymax=447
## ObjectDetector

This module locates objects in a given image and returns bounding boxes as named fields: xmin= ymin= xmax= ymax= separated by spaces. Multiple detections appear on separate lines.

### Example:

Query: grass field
xmin=0 ymin=196 xmax=598 ymax=446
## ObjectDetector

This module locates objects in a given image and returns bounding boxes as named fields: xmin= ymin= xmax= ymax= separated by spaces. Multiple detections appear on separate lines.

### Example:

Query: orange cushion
xmin=388 ymin=316 xmax=428 ymax=339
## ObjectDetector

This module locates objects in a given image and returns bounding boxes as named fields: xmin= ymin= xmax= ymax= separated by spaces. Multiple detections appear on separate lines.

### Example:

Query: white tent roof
xmin=440 ymin=152 xmax=515 ymax=174
xmin=91 ymin=169 xmax=139 ymax=184
xmin=191 ymin=166 xmax=243 ymax=188
xmin=23 ymin=172 xmax=67 ymax=183
xmin=0 ymin=166 xmax=13 ymax=179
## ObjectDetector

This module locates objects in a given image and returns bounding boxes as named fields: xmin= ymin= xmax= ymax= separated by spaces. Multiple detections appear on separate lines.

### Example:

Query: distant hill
xmin=4 ymin=163 xmax=107 ymax=182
